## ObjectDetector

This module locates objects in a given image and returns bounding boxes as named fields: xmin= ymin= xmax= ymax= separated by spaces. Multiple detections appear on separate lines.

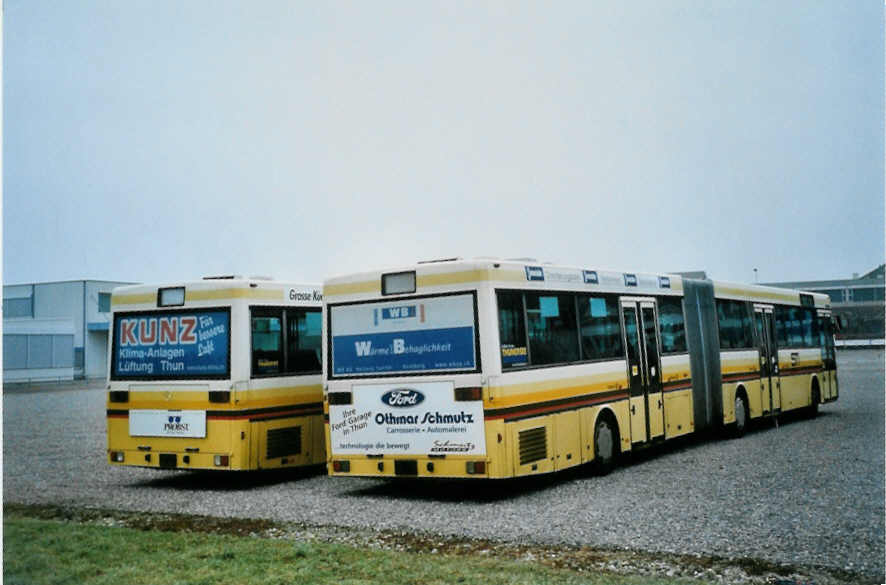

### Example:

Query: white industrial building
xmin=3 ymin=279 xmax=134 ymax=382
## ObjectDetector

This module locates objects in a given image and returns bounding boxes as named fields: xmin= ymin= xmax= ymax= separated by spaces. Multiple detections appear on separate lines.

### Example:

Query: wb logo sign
xmin=382 ymin=306 xmax=416 ymax=320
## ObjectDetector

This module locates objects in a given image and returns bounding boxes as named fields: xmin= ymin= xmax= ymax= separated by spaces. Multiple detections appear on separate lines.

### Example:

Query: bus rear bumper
xmin=328 ymin=456 xmax=490 ymax=479
xmin=107 ymin=449 xmax=238 ymax=471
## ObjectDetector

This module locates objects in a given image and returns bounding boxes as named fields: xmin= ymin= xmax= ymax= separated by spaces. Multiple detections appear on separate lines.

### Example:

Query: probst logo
xmin=381 ymin=389 xmax=425 ymax=407
xmin=163 ymin=415 xmax=190 ymax=434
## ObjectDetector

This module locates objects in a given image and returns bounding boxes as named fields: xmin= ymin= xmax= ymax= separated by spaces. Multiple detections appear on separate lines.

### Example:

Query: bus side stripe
xmin=106 ymin=403 xmax=323 ymax=421
xmin=484 ymin=389 xmax=628 ymax=421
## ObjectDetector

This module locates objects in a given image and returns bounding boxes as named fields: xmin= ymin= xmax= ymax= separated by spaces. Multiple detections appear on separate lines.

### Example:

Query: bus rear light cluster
xmin=454 ymin=387 xmax=482 ymax=401
xmin=110 ymin=452 xmax=124 ymax=463
xmin=213 ymin=455 xmax=229 ymax=467
xmin=332 ymin=460 xmax=350 ymax=472
xmin=466 ymin=461 xmax=486 ymax=475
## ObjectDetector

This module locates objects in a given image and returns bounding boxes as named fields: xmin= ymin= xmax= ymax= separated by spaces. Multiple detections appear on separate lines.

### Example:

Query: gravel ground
xmin=4 ymin=350 xmax=884 ymax=581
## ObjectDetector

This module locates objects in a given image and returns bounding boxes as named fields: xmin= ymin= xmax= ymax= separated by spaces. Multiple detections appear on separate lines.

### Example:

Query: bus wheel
xmin=593 ymin=416 xmax=617 ymax=475
xmin=732 ymin=392 xmax=748 ymax=438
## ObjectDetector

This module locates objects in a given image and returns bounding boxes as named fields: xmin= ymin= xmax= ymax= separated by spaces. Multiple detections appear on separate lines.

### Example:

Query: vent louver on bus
xmin=266 ymin=426 xmax=302 ymax=460
xmin=518 ymin=427 xmax=547 ymax=466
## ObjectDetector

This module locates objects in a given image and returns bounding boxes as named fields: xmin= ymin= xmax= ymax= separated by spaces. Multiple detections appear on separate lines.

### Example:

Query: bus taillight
xmin=332 ymin=460 xmax=350 ymax=472
xmin=213 ymin=455 xmax=229 ymax=467
xmin=466 ymin=461 xmax=486 ymax=475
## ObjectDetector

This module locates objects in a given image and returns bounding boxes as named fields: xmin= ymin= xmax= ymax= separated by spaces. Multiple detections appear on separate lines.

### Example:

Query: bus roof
xmin=111 ymin=278 xmax=322 ymax=310
xmin=323 ymin=257 xmax=830 ymax=308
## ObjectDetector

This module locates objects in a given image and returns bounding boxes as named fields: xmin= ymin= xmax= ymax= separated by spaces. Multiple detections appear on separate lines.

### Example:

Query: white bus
xmin=322 ymin=258 xmax=837 ymax=479
xmin=107 ymin=277 xmax=325 ymax=471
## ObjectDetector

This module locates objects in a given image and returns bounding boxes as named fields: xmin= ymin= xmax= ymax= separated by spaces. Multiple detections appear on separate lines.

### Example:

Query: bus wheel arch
xmin=591 ymin=408 xmax=620 ymax=475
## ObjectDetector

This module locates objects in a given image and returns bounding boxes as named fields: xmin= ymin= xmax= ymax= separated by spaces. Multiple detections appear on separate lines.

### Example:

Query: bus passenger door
xmin=621 ymin=303 xmax=646 ymax=444
xmin=639 ymin=302 xmax=664 ymax=441
xmin=621 ymin=299 xmax=664 ymax=445
xmin=753 ymin=307 xmax=774 ymax=415
xmin=765 ymin=310 xmax=781 ymax=412
xmin=819 ymin=311 xmax=836 ymax=400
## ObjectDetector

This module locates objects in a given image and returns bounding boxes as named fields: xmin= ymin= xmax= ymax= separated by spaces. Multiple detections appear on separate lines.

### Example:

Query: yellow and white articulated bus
xmin=322 ymin=258 xmax=837 ymax=479
xmin=107 ymin=277 xmax=325 ymax=471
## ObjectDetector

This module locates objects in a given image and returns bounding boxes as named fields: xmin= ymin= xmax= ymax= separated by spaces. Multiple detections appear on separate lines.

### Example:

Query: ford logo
xmin=381 ymin=389 xmax=425 ymax=408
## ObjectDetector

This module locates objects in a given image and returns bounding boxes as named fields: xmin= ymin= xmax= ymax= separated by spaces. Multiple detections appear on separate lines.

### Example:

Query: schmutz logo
xmin=430 ymin=440 xmax=476 ymax=453
xmin=163 ymin=415 xmax=190 ymax=433
xmin=381 ymin=389 xmax=425 ymax=407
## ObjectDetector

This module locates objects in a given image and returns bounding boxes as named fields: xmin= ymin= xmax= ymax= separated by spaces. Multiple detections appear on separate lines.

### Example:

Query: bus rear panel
xmin=107 ymin=280 xmax=325 ymax=471
xmin=326 ymin=290 xmax=491 ymax=477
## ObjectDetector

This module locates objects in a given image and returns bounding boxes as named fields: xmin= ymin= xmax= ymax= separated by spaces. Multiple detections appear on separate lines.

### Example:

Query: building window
xmin=52 ymin=335 xmax=74 ymax=368
xmin=2 ymin=334 xmax=74 ymax=369
xmin=851 ymin=287 xmax=884 ymax=302
xmin=3 ymin=297 xmax=33 ymax=318
xmin=27 ymin=335 xmax=53 ymax=368
xmin=815 ymin=288 xmax=845 ymax=303
xmin=98 ymin=293 xmax=111 ymax=313
xmin=3 ymin=334 xmax=28 ymax=369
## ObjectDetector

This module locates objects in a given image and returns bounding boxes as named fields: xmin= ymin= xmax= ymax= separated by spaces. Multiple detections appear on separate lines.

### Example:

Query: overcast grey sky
xmin=3 ymin=1 xmax=883 ymax=286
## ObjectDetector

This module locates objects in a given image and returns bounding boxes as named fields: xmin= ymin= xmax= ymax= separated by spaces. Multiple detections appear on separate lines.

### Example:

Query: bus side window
xmin=774 ymin=306 xmax=789 ymax=347
xmin=657 ymin=296 xmax=687 ymax=353
xmin=525 ymin=293 xmax=579 ymax=365
xmin=286 ymin=308 xmax=322 ymax=374
xmin=803 ymin=308 xmax=817 ymax=348
xmin=578 ymin=294 xmax=623 ymax=360
xmin=717 ymin=299 xmax=753 ymax=350
xmin=252 ymin=310 xmax=283 ymax=376
xmin=497 ymin=291 xmax=528 ymax=369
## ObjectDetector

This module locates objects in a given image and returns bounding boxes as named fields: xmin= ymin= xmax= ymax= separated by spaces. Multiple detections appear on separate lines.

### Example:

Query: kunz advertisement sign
xmin=113 ymin=309 xmax=230 ymax=378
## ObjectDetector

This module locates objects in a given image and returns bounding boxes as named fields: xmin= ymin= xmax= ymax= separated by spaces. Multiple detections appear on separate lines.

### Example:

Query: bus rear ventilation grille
xmin=266 ymin=426 xmax=302 ymax=460
xmin=518 ymin=427 xmax=547 ymax=466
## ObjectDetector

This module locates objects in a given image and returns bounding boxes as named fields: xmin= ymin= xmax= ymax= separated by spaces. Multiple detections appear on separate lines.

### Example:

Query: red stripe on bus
xmin=722 ymin=372 xmax=759 ymax=383
xmin=779 ymin=366 xmax=822 ymax=376
xmin=484 ymin=391 xmax=629 ymax=421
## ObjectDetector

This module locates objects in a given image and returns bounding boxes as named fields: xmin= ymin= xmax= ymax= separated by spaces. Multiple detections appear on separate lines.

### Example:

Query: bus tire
xmin=593 ymin=414 xmax=618 ymax=475
xmin=732 ymin=391 xmax=749 ymax=438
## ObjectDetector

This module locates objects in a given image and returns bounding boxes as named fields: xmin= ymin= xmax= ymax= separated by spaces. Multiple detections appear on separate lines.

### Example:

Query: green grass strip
xmin=4 ymin=514 xmax=696 ymax=585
